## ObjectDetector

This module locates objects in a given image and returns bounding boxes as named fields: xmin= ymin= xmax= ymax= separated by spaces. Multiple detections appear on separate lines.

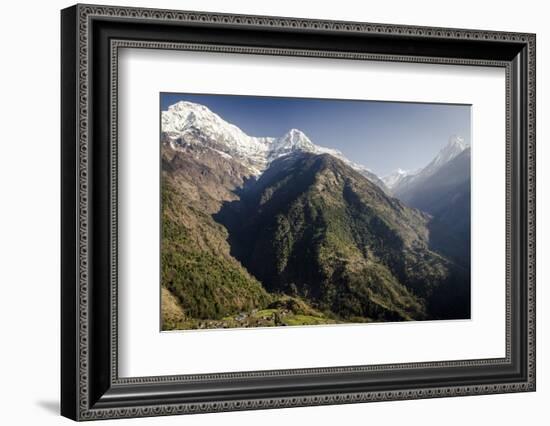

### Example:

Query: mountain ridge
xmin=162 ymin=100 xmax=386 ymax=188
xmin=216 ymin=151 xmax=470 ymax=321
xmin=385 ymin=135 xmax=469 ymax=196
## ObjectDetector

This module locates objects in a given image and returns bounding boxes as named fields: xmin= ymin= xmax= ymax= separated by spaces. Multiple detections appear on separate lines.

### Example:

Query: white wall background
xmin=0 ymin=0 xmax=546 ymax=424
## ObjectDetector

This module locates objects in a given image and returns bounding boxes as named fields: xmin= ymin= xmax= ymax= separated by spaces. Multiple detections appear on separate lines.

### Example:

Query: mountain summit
xmin=382 ymin=168 xmax=414 ymax=191
xmin=216 ymin=151 xmax=470 ymax=321
xmin=385 ymin=135 xmax=471 ymax=268
xmin=162 ymin=100 xmax=272 ymax=174
xmin=421 ymin=135 xmax=468 ymax=178
xmin=162 ymin=101 xmax=385 ymax=187
xmin=268 ymin=128 xmax=316 ymax=159
xmin=387 ymin=135 xmax=468 ymax=196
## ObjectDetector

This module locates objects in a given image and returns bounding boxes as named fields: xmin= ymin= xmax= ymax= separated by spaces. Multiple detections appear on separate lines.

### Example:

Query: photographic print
xmin=160 ymin=93 xmax=471 ymax=331
xmin=61 ymin=7 xmax=536 ymax=417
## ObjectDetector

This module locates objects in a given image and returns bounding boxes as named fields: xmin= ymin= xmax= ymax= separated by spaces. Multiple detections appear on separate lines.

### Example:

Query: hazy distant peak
xmin=387 ymin=134 xmax=469 ymax=197
xmin=448 ymin=134 xmax=468 ymax=149
xmin=422 ymin=135 xmax=468 ymax=177
xmin=382 ymin=168 xmax=415 ymax=190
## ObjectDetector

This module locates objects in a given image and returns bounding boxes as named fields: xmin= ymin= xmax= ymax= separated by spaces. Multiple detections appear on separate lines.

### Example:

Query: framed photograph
xmin=61 ymin=4 xmax=536 ymax=421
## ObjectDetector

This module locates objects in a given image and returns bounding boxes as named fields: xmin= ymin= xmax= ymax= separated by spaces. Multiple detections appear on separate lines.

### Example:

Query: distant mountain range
xmin=160 ymin=100 xmax=471 ymax=329
xmin=383 ymin=135 xmax=468 ymax=196
xmin=162 ymin=101 xmax=387 ymax=189
xmin=382 ymin=136 xmax=471 ymax=267
xmin=382 ymin=136 xmax=471 ymax=268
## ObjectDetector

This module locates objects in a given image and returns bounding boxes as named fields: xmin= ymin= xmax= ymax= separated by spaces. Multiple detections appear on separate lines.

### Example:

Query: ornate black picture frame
xmin=61 ymin=4 xmax=536 ymax=421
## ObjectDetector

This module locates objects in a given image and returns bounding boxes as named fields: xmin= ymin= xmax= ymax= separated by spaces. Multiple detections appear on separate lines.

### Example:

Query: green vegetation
xmin=168 ymin=295 xmax=341 ymax=330
xmin=161 ymin=177 xmax=272 ymax=326
xmin=218 ymin=153 xmax=470 ymax=323
xmin=161 ymin=147 xmax=470 ymax=331
xmin=161 ymin=287 xmax=186 ymax=330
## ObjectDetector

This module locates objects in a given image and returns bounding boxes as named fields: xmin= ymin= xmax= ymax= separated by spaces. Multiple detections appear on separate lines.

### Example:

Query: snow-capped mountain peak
xmin=421 ymin=135 xmax=468 ymax=178
xmin=163 ymin=100 xmax=250 ymax=141
xmin=448 ymin=134 xmax=467 ymax=149
xmin=161 ymin=101 xmax=385 ymax=187
xmin=162 ymin=101 xmax=272 ymax=174
xmin=268 ymin=128 xmax=316 ymax=160
xmin=281 ymin=128 xmax=311 ymax=144
xmin=433 ymin=135 xmax=467 ymax=164
xmin=388 ymin=135 xmax=469 ymax=196
xmin=164 ymin=100 xmax=220 ymax=130
xmin=168 ymin=100 xmax=205 ymax=113
xmin=383 ymin=168 xmax=414 ymax=190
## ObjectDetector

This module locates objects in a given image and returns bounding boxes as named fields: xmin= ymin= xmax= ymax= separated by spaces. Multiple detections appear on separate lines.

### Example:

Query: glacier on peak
xmin=388 ymin=135 xmax=469 ymax=196
xmin=420 ymin=135 xmax=469 ymax=179
xmin=382 ymin=168 xmax=415 ymax=190
xmin=161 ymin=100 xmax=382 ymax=184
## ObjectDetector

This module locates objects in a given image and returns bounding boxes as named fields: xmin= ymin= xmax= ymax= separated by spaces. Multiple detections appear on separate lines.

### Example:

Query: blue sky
xmin=161 ymin=93 xmax=471 ymax=177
